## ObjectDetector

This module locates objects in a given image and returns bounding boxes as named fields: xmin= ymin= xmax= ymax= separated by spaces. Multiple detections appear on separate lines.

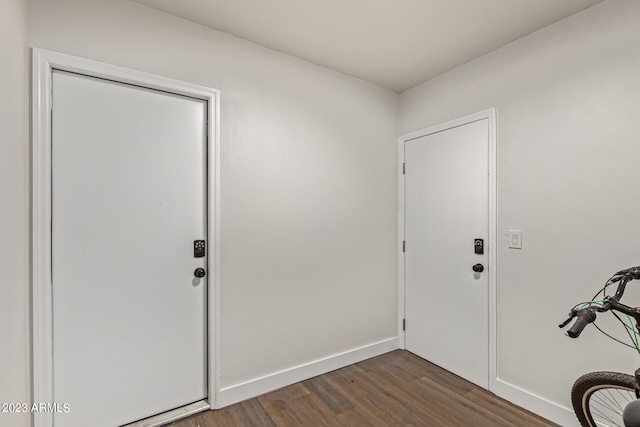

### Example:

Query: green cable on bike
xmin=580 ymin=300 xmax=607 ymax=308
xmin=626 ymin=314 xmax=640 ymax=357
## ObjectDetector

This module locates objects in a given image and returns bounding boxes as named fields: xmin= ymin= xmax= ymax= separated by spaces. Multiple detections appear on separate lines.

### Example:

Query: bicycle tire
xmin=571 ymin=371 xmax=636 ymax=427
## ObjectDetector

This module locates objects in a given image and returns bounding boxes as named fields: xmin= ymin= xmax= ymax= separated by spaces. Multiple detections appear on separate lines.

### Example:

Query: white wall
xmin=20 ymin=0 xmax=639 ymax=424
xmin=26 ymin=0 xmax=398 ymax=410
xmin=399 ymin=0 xmax=640 ymax=424
xmin=0 ymin=0 xmax=29 ymax=426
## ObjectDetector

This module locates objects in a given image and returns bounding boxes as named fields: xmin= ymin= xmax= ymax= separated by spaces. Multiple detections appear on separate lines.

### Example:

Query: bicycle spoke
xmin=590 ymin=403 xmax=623 ymax=426
xmin=590 ymin=405 xmax=624 ymax=426
xmin=591 ymin=392 xmax=624 ymax=413
xmin=588 ymin=387 xmax=636 ymax=427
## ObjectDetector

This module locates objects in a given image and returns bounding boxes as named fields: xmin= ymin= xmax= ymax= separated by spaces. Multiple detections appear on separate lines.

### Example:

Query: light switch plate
xmin=508 ymin=230 xmax=522 ymax=249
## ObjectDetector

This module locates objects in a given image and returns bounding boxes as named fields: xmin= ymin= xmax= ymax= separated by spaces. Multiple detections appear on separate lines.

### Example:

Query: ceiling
xmin=133 ymin=0 xmax=603 ymax=93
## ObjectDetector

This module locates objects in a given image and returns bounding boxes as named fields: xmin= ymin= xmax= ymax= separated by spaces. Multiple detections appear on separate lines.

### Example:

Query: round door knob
xmin=472 ymin=264 xmax=484 ymax=273
xmin=194 ymin=268 xmax=206 ymax=278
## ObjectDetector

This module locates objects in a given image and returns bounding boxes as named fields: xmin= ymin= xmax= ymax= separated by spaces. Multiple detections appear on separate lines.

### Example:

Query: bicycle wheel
xmin=571 ymin=371 xmax=636 ymax=427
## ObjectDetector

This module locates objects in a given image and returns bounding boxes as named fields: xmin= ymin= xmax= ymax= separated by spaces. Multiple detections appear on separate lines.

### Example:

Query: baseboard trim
xmin=218 ymin=337 xmax=399 ymax=408
xmin=492 ymin=377 xmax=576 ymax=426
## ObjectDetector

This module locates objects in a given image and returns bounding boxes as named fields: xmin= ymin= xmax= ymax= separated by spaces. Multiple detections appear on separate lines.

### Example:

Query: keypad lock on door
xmin=474 ymin=239 xmax=484 ymax=255
xmin=194 ymin=240 xmax=206 ymax=257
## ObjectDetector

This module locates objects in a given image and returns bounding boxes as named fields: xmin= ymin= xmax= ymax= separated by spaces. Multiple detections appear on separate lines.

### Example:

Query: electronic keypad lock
xmin=474 ymin=239 xmax=484 ymax=255
xmin=194 ymin=240 xmax=205 ymax=258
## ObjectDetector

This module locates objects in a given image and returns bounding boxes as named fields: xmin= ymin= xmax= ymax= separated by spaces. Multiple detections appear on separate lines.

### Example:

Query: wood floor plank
xmin=283 ymin=393 xmax=340 ymax=426
xmin=234 ymin=398 xmax=277 ymax=427
xmin=413 ymin=375 xmax=519 ymax=427
xmin=201 ymin=405 xmax=249 ymax=427
xmin=363 ymin=366 xmax=470 ymax=426
xmin=334 ymin=408 xmax=378 ymax=427
xmin=359 ymin=352 xmax=423 ymax=384
xmin=324 ymin=367 xmax=405 ymax=426
xmin=302 ymin=376 xmax=355 ymax=415
xmin=169 ymin=350 xmax=559 ymax=427
xmin=463 ymin=388 xmax=554 ymax=427
xmin=258 ymin=398 xmax=305 ymax=427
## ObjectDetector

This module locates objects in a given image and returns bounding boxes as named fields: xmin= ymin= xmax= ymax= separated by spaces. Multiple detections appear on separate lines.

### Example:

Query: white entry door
xmin=404 ymin=118 xmax=490 ymax=388
xmin=51 ymin=70 xmax=208 ymax=427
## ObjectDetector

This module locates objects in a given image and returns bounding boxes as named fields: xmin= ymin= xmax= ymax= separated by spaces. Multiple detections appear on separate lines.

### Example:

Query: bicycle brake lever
xmin=559 ymin=313 xmax=575 ymax=328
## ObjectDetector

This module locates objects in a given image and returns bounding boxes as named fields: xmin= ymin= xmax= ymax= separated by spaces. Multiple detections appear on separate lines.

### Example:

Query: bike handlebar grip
xmin=567 ymin=309 xmax=596 ymax=338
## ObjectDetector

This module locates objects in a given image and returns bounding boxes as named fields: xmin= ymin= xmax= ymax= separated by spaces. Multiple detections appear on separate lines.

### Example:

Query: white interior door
xmin=404 ymin=119 xmax=489 ymax=388
xmin=52 ymin=70 xmax=208 ymax=427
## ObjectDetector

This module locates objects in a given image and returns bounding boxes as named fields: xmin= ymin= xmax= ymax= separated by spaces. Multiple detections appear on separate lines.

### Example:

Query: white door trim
xmin=397 ymin=108 xmax=497 ymax=390
xmin=31 ymin=48 xmax=221 ymax=426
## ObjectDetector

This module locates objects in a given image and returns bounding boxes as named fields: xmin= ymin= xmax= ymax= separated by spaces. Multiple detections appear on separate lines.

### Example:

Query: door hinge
xmin=403 ymin=318 xmax=406 ymax=331
xmin=402 ymin=162 xmax=405 ymax=174
xmin=403 ymin=241 xmax=405 ymax=252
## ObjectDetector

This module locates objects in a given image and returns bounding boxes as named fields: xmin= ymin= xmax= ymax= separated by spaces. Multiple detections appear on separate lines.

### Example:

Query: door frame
xmin=31 ymin=48 xmax=220 ymax=427
xmin=397 ymin=108 xmax=497 ymax=390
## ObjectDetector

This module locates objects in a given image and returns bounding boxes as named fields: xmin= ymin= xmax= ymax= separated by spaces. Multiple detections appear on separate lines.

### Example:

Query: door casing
xmin=397 ymin=108 xmax=497 ymax=390
xmin=31 ymin=48 xmax=220 ymax=427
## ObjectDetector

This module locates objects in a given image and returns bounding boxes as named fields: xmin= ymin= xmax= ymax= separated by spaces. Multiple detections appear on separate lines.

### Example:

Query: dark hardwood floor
xmin=170 ymin=350 xmax=558 ymax=426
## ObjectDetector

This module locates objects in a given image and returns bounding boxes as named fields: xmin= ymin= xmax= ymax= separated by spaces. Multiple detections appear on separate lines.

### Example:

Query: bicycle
xmin=560 ymin=266 xmax=640 ymax=427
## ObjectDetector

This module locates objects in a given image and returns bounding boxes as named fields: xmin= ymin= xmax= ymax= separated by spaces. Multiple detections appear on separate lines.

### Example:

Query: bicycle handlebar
xmin=560 ymin=266 xmax=640 ymax=338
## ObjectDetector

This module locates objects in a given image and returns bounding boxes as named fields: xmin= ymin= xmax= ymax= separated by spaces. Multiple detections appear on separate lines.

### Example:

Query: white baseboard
xmin=492 ymin=377 xmax=578 ymax=426
xmin=217 ymin=337 xmax=399 ymax=408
